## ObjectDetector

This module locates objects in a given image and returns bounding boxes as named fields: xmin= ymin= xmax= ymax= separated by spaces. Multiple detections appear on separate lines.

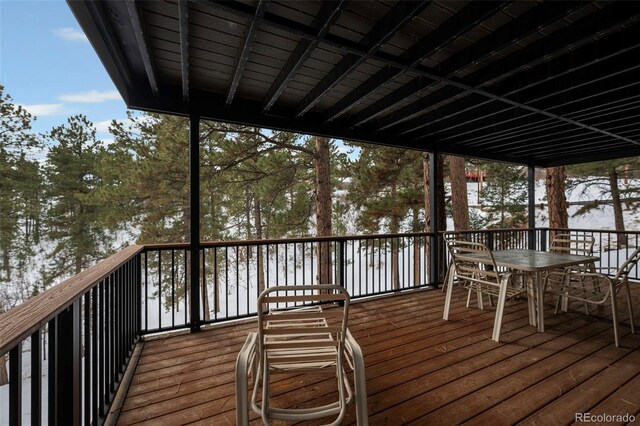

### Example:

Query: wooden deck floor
xmin=116 ymin=285 xmax=640 ymax=425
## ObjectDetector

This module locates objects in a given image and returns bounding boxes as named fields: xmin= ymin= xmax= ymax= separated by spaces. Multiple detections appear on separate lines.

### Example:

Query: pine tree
xmin=348 ymin=145 xmax=423 ymax=289
xmin=479 ymin=162 xmax=528 ymax=229
xmin=44 ymin=115 xmax=107 ymax=285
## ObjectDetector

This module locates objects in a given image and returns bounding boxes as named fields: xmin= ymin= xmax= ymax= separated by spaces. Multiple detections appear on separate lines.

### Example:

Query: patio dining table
xmin=443 ymin=249 xmax=600 ymax=333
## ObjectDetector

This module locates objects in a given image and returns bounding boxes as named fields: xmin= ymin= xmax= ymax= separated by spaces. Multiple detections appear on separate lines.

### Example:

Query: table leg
xmin=536 ymin=271 xmax=545 ymax=332
xmin=526 ymin=274 xmax=537 ymax=327
xmin=443 ymin=266 xmax=455 ymax=321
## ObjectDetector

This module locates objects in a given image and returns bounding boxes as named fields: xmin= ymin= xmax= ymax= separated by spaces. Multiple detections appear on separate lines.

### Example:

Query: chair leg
xmin=610 ymin=283 xmax=620 ymax=348
xmin=625 ymin=283 xmax=636 ymax=335
xmin=492 ymin=279 xmax=509 ymax=342
xmin=443 ymin=268 xmax=455 ymax=321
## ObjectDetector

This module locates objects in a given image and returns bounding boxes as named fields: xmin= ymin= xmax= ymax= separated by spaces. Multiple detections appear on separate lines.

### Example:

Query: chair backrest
xmin=614 ymin=247 xmax=640 ymax=287
xmin=256 ymin=285 xmax=350 ymax=359
xmin=446 ymin=240 xmax=502 ymax=288
xmin=549 ymin=233 xmax=595 ymax=256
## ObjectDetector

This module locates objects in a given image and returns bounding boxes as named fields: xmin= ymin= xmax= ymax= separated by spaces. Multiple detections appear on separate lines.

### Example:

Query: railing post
xmin=190 ymin=114 xmax=201 ymax=332
xmin=541 ymin=228 xmax=548 ymax=251
xmin=49 ymin=300 xmax=81 ymax=426
xmin=528 ymin=165 xmax=536 ymax=249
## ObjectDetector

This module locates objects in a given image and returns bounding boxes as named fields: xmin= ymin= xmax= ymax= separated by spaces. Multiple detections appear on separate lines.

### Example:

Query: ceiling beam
xmin=125 ymin=0 xmax=158 ymax=96
xmin=398 ymin=5 xmax=640 ymax=136
xmin=262 ymin=1 xmax=347 ymax=113
xmin=322 ymin=1 xmax=507 ymax=122
xmin=294 ymin=0 xmax=430 ymax=118
xmin=178 ymin=0 xmax=190 ymax=101
xmin=226 ymin=0 xmax=268 ymax=108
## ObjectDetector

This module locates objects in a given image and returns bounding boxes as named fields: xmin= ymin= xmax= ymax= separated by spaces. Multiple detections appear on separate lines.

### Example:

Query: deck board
xmin=117 ymin=284 xmax=640 ymax=425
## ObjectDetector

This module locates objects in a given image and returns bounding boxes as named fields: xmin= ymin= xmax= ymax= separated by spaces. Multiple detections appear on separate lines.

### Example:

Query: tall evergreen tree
xmin=44 ymin=115 xmax=107 ymax=284
xmin=479 ymin=162 xmax=528 ymax=228
xmin=348 ymin=145 xmax=423 ymax=288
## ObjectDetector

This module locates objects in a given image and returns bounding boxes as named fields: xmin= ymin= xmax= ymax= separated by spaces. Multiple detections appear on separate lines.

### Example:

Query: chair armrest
xmin=236 ymin=332 xmax=258 ymax=426
xmin=345 ymin=329 xmax=368 ymax=426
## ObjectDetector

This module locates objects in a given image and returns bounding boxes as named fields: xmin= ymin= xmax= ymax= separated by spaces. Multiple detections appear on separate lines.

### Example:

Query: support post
xmin=528 ymin=165 xmax=536 ymax=249
xmin=429 ymin=152 xmax=440 ymax=285
xmin=190 ymin=114 xmax=201 ymax=332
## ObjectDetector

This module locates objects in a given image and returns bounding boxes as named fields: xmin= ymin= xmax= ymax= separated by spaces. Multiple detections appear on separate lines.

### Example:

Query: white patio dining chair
xmin=545 ymin=233 xmax=596 ymax=314
xmin=445 ymin=240 xmax=533 ymax=342
xmin=235 ymin=284 xmax=368 ymax=425
xmin=544 ymin=247 xmax=640 ymax=347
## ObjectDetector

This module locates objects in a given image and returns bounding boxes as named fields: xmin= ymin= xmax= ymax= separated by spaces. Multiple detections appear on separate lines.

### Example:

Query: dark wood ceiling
xmin=69 ymin=0 xmax=640 ymax=166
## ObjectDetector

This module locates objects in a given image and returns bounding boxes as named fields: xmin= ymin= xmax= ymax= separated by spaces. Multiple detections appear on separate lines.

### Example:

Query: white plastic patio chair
xmin=544 ymin=247 xmax=640 ymax=347
xmin=445 ymin=240 xmax=533 ymax=342
xmin=235 ymin=284 xmax=368 ymax=425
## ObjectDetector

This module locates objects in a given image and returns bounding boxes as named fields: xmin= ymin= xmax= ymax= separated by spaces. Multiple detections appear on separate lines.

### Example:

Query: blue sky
xmin=0 ymin=0 xmax=128 ymax=143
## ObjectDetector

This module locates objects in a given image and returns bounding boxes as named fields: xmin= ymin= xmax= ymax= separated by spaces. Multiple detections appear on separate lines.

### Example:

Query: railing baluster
xmin=84 ymin=292 xmax=91 ymax=426
xmin=31 ymin=330 xmax=41 ymax=426
xmin=172 ymin=249 xmax=176 ymax=327
xmin=92 ymin=286 xmax=99 ymax=425
xmin=9 ymin=343 xmax=22 ymax=426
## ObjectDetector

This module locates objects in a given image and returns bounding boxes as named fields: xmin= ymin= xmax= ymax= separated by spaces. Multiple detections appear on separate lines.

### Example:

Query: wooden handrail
xmin=0 ymin=244 xmax=144 ymax=356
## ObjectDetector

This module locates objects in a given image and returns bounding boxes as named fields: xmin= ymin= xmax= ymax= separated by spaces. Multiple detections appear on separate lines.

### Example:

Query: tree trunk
xmin=200 ymin=257 xmax=210 ymax=321
xmin=0 ymin=354 xmax=7 ymax=386
xmin=545 ymin=166 xmax=569 ymax=244
xmin=609 ymin=169 xmax=627 ymax=248
xmin=315 ymin=137 xmax=333 ymax=286
xmin=423 ymin=153 xmax=446 ymax=281
xmin=390 ymin=182 xmax=400 ymax=290
xmin=254 ymin=194 xmax=266 ymax=295
xmin=449 ymin=156 xmax=470 ymax=231
xmin=412 ymin=208 xmax=420 ymax=287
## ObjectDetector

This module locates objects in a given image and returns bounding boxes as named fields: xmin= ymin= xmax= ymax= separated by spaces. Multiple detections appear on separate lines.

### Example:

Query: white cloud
xmin=95 ymin=118 xmax=130 ymax=134
xmin=58 ymin=90 xmax=121 ymax=103
xmin=95 ymin=119 xmax=115 ymax=133
xmin=52 ymin=27 xmax=88 ymax=43
xmin=21 ymin=103 xmax=65 ymax=117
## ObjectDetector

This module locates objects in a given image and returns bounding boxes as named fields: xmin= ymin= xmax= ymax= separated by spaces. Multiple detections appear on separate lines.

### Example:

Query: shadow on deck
xmin=115 ymin=285 xmax=640 ymax=425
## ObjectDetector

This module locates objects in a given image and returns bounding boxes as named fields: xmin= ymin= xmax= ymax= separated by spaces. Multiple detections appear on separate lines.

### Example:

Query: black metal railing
xmin=0 ymin=246 xmax=142 ymax=426
xmin=140 ymin=233 xmax=436 ymax=333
